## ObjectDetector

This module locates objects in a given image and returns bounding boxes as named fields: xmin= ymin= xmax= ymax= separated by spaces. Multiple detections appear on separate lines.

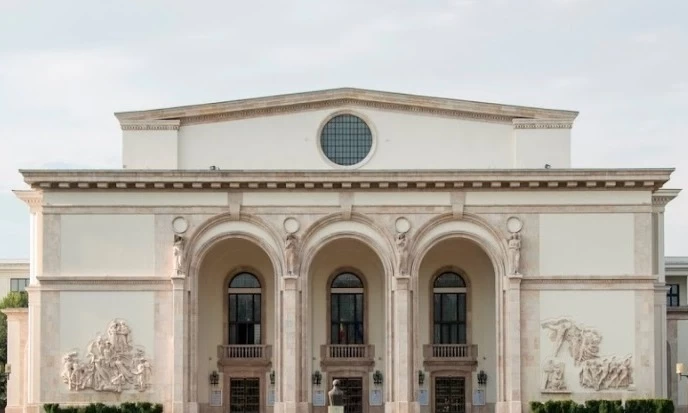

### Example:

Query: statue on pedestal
xmin=328 ymin=379 xmax=344 ymax=406
xmin=173 ymin=235 xmax=185 ymax=276
xmin=507 ymin=232 xmax=521 ymax=275
xmin=395 ymin=232 xmax=409 ymax=276
xmin=285 ymin=233 xmax=298 ymax=276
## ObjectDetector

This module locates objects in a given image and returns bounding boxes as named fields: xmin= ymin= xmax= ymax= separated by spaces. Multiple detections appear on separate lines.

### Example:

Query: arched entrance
xmin=410 ymin=215 xmax=515 ymax=413
xmin=299 ymin=214 xmax=395 ymax=413
xmin=416 ymin=238 xmax=497 ymax=413
xmin=183 ymin=214 xmax=284 ymax=413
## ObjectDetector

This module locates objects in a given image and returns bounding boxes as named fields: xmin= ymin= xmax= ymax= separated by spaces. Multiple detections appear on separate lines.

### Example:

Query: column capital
xmin=171 ymin=275 xmax=186 ymax=290
xmin=393 ymin=275 xmax=412 ymax=290
xmin=504 ymin=274 xmax=522 ymax=290
xmin=281 ymin=275 xmax=300 ymax=290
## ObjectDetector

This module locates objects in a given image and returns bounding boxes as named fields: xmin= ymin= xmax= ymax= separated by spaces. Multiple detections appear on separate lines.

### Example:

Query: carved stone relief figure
xmin=395 ymin=232 xmax=409 ymax=276
xmin=541 ymin=317 xmax=633 ymax=391
xmin=579 ymin=354 xmax=633 ymax=391
xmin=541 ymin=317 xmax=602 ymax=365
xmin=61 ymin=319 xmax=152 ymax=393
xmin=285 ymin=233 xmax=298 ymax=276
xmin=542 ymin=358 xmax=567 ymax=391
xmin=507 ymin=233 xmax=521 ymax=275
xmin=173 ymin=235 xmax=185 ymax=276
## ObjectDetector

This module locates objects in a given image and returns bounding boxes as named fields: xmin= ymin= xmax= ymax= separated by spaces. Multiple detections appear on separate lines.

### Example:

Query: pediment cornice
xmin=114 ymin=88 xmax=579 ymax=127
xmin=18 ymin=168 xmax=673 ymax=192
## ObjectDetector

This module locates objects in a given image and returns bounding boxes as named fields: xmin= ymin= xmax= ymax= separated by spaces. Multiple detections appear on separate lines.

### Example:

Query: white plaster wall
xmin=677 ymin=320 xmax=688 ymax=406
xmin=177 ymin=107 xmax=516 ymax=170
xmin=513 ymin=128 xmax=571 ymax=168
xmin=123 ymin=129 xmax=178 ymax=169
xmin=539 ymin=214 xmax=635 ymax=276
xmin=539 ymin=291 xmax=635 ymax=394
xmin=196 ymin=238 xmax=275 ymax=403
xmin=59 ymin=291 xmax=155 ymax=356
xmin=60 ymin=214 xmax=155 ymax=276
xmin=309 ymin=239 xmax=386 ymax=372
xmin=418 ymin=238 xmax=497 ymax=403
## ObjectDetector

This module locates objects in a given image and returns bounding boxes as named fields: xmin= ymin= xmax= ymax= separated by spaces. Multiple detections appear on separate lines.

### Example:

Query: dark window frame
xmin=227 ymin=272 xmax=262 ymax=345
xmin=10 ymin=278 xmax=29 ymax=292
xmin=330 ymin=272 xmax=365 ymax=345
xmin=667 ymin=283 xmax=680 ymax=307
xmin=433 ymin=271 xmax=468 ymax=345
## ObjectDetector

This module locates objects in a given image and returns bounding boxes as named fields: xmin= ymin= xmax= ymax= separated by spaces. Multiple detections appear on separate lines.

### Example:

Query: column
xmin=504 ymin=275 xmax=522 ymax=413
xmin=171 ymin=275 xmax=188 ymax=413
xmin=275 ymin=275 xmax=307 ymax=413
xmin=387 ymin=276 xmax=418 ymax=413
xmin=3 ymin=309 xmax=29 ymax=413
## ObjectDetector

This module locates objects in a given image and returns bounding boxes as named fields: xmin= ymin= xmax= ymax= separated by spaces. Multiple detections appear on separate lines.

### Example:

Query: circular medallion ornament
xmin=395 ymin=217 xmax=411 ymax=234
xmin=506 ymin=216 xmax=523 ymax=233
xmin=172 ymin=216 xmax=189 ymax=234
xmin=283 ymin=217 xmax=300 ymax=234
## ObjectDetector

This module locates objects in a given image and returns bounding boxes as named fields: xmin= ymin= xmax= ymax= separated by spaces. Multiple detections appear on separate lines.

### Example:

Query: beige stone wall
xmin=16 ymin=183 xmax=665 ymax=413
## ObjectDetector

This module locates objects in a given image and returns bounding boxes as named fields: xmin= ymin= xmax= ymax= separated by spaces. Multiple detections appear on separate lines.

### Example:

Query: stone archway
xmin=179 ymin=213 xmax=285 ymax=413
xmin=299 ymin=213 xmax=396 ymax=409
xmin=409 ymin=214 xmax=516 ymax=413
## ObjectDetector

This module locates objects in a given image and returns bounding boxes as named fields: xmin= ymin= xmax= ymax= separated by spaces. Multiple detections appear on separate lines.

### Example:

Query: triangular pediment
xmin=114 ymin=87 xmax=578 ymax=127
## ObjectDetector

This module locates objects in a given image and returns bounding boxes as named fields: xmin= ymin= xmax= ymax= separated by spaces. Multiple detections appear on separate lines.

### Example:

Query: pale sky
xmin=0 ymin=0 xmax=686 ymax=258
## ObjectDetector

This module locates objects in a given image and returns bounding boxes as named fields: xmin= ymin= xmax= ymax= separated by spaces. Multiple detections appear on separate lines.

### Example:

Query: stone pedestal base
xmin=495 ymin=401 xmax=522 ymax=413
xmin=274 ymin=401 xmax=310 ymax=413
xmin=385 ymin=401 xmax=420 ymax=413
xmin=328 ymin=406 xmax=344 ymax=413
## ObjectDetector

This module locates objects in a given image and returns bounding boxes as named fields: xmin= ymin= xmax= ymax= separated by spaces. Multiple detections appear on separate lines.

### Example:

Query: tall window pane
xmin=433 ymin=272 xmax=467 ymax=345
xmin=331 ymin=273 xmax=364 ymax=345
xmin=228 ymin=273 xmax=261 ymax=345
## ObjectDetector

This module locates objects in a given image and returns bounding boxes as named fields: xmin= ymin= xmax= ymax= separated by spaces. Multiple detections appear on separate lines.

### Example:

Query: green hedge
xmin=530 ymin=399 xmax=673 ymax=413
xmin=44 ymin=402 xmax=163 ymax=413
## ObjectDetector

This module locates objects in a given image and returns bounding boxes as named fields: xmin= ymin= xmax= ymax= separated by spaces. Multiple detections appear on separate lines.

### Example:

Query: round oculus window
xmin=320 ymin=114 xmax=373 ymax=166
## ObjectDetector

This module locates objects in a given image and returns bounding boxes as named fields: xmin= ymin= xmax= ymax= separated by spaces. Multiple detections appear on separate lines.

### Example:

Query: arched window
xmin=228 ymin=272 xmax=261 ymax=345
xmin=433 ymin=271 xmax=467 ymax=344
xmin=330 ymin=272 xmax=364 ymax=345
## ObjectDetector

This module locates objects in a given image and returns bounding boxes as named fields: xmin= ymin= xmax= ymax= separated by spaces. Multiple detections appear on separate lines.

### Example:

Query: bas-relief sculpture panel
xmin=61 ymin=319 xmax=152 ymax=393
xmin=57 ymin=292 xmax=156 ymax=396
xmin=539 ymin=291 xmax=635 ymax=394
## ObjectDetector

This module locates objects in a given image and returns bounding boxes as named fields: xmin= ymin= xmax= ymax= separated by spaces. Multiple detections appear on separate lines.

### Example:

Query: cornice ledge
xmin=37 ymin=276 xmax=171 ymax=285
xmin=512 ymin=119 xmax=573 ymax=129
xmin=120 ymin=120 xmax=180 ymax=131
xmin=114 ymin=88 xmax=579 ymax=126
xmin=12 ymin=190 xmax=43 ymax=210
xmin=652 ymin=188 xmax=681 ymax=207
xmin=522 ymin=275 xmax=657 ymax=284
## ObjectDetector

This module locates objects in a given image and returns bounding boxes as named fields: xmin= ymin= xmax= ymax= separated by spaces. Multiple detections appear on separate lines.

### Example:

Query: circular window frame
xmin=316 ymin=110 xmax=377 ymax=169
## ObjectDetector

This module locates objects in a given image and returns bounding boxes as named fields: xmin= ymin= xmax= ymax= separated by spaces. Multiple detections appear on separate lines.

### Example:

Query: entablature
xmin=17 ymin=168 xmax=674 ymax=192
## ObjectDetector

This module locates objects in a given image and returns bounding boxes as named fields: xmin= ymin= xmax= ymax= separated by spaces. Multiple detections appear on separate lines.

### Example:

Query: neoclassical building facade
xmin=6 ymin=88 xmax=682 ymax=413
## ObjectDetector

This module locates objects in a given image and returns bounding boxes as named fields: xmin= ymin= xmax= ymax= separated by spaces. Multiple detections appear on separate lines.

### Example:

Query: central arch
xmin=299 ymin=213 xmax=395 ymax=410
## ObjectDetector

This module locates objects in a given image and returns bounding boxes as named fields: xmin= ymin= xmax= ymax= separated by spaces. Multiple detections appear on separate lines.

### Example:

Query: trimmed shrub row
xmin=44 ymin=403 xmax=164 ymax=413
xmin=530 ymin=399 xmax=674 ymax=413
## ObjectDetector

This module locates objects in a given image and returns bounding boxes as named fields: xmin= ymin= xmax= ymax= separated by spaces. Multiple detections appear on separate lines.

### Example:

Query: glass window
xmin=320 ymin=114 xmax=373 ymax=166
xmin=10 ymin=278 xmax=29 ymax=292
xmin=330 ymin=272 xmax=364 ymax=344
xmin=433 ymin=271 xmax=467 ymax=344
xmin=667 ymin=283 xmax=680 ymax=307
xmin=228 ymin=273 xmax=261 ymax=345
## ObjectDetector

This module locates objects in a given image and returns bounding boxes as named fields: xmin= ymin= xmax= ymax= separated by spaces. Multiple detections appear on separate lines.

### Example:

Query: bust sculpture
xmin=328 ymin=379 xmax=344 ymax=406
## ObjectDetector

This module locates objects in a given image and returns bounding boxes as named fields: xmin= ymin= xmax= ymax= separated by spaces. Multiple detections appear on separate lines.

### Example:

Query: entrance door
xmin=434 ymin=377 xmax=465 ymax=413
xmin=229 ymin=378 xmax=260 ymax=413
xmin=333 ymin=377 xmax=363 ymax=413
